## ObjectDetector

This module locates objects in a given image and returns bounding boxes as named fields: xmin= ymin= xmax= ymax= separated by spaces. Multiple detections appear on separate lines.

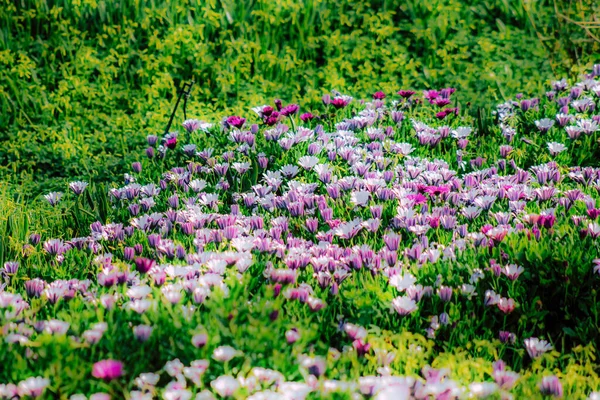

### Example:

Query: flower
xmin=535 ymin=118 xmax=555 ymax=132
xmin=17 ymin=377 xmax=50 ymax=398
xmin=212 ymin=345 xmax=241 ymax=362
xmin=330 ymin=95 xmax=352 ymax=109
xmin=547 ymin=142 xmax=567 ymax=156
xmin=396 ymin=90 xmax=415 ymax=100
xmin=192 ymin=333 xmax=208 ymax=348
xmin=3 ymin=261 xmax=19 ymax=275
xmin=44 ymin=192 xmax=63 ymax=206
xmin=92 ymin=359 xmax=124 ymax=381
xmin=211 ymin=375 xmax=239 ymax=397
xmin=539 ymin=376 xmax=563 ymax=398
xmin=300 ymin=356 xmax=326 ymax=377
xmin=225 ymin=116 xmax=246 ymax=129
xmin=133 ymin=325 xmax=153 ymax=342
xmin=392 ymin=296 xmax=418 ymax=315
xmin=69 ymin=181 xmax=88 ymax=195
xmin=280 ymin=104 xmax=299 ymax=116
xmin=134 ymin=257 xmax=155 ymax=274
xmin=524 ymin=337 xmax=553 ymax=358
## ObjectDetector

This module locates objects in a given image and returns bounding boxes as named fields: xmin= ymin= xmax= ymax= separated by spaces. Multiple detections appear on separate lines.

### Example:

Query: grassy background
xmin=0 ymin=0 xmax=599 ymax=196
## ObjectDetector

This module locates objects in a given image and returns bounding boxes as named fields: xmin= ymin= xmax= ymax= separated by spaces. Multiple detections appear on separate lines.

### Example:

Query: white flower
xmin=17 ymin=377 xmax=50 ymax=398
xmin=351 ymin=190 xmax=370 ymax=207
xmin=535 ymin=118 xmax=555 ymax=131
xmin=547 ymin=142 xmax=567 ymax=156
xmin=389 ymin=274 xmax=417 ymax=292
xmin=469 ymin=382 xmax=499 ymax=398
xmin=451 ymin=126 xmax=473 ymax=139
xmin=211 ymin=375 xmax=240 ymax=397
xmin=212 ymin=345 xmax=241 ymax=362
xmin=524 ymin=337 xmax=553 ymax=358
xmin=297 ymin=156 xmax=320 ymax=170
xmin=391 ymin=296 xmax=418 ymax=315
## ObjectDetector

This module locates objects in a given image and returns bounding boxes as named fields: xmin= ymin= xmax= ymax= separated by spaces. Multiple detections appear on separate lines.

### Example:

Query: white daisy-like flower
xmin=547 ymin=142 xmax=567 ymax=156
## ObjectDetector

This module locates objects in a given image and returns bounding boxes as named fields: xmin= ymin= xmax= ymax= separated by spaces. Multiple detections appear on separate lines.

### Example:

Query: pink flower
xmin=92 ymin=359 xmax=124 ymax=381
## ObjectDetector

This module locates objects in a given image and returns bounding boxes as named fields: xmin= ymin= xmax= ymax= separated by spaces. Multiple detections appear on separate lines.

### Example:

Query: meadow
xmin=1 ymin=0 xmax=600 ymax=399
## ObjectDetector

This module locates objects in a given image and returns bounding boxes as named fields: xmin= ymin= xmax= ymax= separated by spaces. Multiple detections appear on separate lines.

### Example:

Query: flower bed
xmin=1 ymin=67 xmax=600 ymax=399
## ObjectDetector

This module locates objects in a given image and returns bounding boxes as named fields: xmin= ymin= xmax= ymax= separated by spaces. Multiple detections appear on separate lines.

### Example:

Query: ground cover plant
xmin=2 ymin=64 xmax=600 ymax=398
xmin=1 ymin=0 xmax=599 ymax=194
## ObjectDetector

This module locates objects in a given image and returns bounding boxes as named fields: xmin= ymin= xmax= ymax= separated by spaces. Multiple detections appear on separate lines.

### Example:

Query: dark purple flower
xmin=134 ymin=257 xmax=155 ymax=274
xmin=29 ymin=233 xmax=41 ymax=246
xmin=147 ymin=135 xmax=158 ymax=146
xmin=372 ymin=91 xmax=386 ymax=100
xmin=397 ymin=90 xmax=415 ymax=98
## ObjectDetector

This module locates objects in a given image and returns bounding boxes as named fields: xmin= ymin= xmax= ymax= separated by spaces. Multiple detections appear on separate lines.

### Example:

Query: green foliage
xmin=0 ymin=0 xmax=599 ymax=194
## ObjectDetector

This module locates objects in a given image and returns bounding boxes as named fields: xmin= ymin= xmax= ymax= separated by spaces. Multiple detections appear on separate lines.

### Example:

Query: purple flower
xmin=539 ymin=376 xmax=563 ymax=398
xmin=133 ymin=325 xmax=153 ymax=342
xmin=372 ymin=91 xmax=386 ymax=99
xmin=134 ymin=257 xmax=155 ymax=274
xmin=3 ymin=261 xmax=19 ymax=275
xmin=92 ymin=359 xmax=124 ymax=381
xmin=397 ymin=90 xmax=415 ymax=98
xmin=25 ymin=278 xmax=46 ymax=297
xmin=69 ymin=181 xmax=88 ymax=195
xmin=44 ymin=192 xmax=63 ymax=206
xmin=182 ymin=119 xmax=202 ymax=133
xmin=192 ymin=333 xmax=208 ymax=348
xmin=147 ymin=135 xmax=158 ymax=146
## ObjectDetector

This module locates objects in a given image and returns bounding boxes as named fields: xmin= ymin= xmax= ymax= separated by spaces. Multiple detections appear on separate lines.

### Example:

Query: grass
xmin=0 ymin=0 xmax=599 ymax=196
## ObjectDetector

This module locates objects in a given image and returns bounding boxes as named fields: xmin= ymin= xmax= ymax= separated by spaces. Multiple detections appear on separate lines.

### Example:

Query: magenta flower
xmin=280 ymin=104 xmax=299 ymax=116
xmin=92 ymin=359 xmax=124 ymax=381
xmin=372 ymin=91 xmax=386 ymax=99
xmin=330 ymin=96 xmax=352 ymax=109
xmin=300 ymin=112 xmax=316 ymax=122
xmin=165 ymin=136 xmax=177 ymax=149
xmin=226 ymin=115 xmax=246 ymax=129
